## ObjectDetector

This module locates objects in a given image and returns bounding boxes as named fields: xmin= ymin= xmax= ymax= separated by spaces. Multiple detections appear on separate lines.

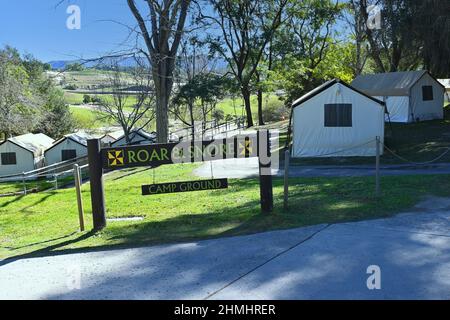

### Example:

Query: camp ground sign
xmin=101 ymin=135 xmax=260 ymax=170
xmin=142 ymin=178 xmax=228 ymax=196
xmin=87 ymin=130 xmax=274 ymax=230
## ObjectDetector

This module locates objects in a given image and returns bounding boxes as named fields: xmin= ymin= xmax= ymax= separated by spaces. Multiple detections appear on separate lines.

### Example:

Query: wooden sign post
xmin=258 ymin=130 xmax=273 ymax=213
xmin=87 ymin=130 xmax=274 ymax=231
xmin=87 ymin=139 xmax=106 ymax=230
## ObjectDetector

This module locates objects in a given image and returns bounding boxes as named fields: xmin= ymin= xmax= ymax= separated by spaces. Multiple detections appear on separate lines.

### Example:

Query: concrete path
xmin=194 ymin=158 xmax=450 ymax=178
xmin=0 ymin=197 xmax=449 ymax=300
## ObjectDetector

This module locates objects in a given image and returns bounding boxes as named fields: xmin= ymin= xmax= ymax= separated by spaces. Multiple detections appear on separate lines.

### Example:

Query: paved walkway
xmin=1 ymin=197 xmax=449 ymax=300
xmin=194 ymin=158 xmax=450 ymax=178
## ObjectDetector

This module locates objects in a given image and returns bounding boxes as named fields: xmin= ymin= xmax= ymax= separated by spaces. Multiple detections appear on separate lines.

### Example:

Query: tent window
xmin=324 ymin=104 xmax=352 ymax=127
xmin=62 ymin=149 xmax=77 ymax=161
xmin=422 ymin=86 xmax=433 ymax=101
xmin=1 ymin=152 xmax=17 ymax=165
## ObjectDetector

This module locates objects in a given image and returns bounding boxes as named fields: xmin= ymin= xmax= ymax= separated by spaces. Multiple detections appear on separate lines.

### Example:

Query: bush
xmin=212 ymin=109 xmax=225 ymax=123
xmin=444 ymin=104 xmax=450 ymax=120
xmin=261 ymin=99 xmax=289 ymax=122
xmin=64 ymin=84 xmax=78 ymax=90
xmin=83 ymin=94 xmax=91 ymax=104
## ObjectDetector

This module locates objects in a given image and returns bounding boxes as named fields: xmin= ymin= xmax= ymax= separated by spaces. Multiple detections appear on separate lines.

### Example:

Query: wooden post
xmin=375 ymin=136 xmax=381 ymax=197
xmin=284 ymin=149 xmax=290 ymax=210
xmin=22 ymin=172 xmax=26 ymax=195
xmin=87 ymin=139 xmax=106 ymax=230
xmin=258 ymin=130 xmax=273 ymax=213
xmin=73 ymin=164 xmax=85 ymax=232
xmin=54 ymin=174 xmax=58 ymax=190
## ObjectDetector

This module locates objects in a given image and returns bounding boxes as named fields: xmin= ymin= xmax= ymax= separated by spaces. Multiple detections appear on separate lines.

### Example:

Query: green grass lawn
xmin=0 ymin=179 xmax=53 ymax=195
xmin=70 ymin=106 xmax=116 ymax=129
xmin=1 ymin=162 xmax=450 ymax=260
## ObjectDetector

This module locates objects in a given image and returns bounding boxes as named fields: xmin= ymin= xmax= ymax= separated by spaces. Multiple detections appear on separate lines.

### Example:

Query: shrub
xmin=64 ymin=84 xmax=78 ymax=90
xmin=212 ymin=109 xmax=225 ymax=123
xmin=261 ymin=99 xmax=289 ymax=122
xmin=83 ymin=94 xmax=91 ymax=104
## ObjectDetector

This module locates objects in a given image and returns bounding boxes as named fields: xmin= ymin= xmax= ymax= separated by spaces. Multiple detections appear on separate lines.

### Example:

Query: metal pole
xmin=375 ymin=136 xmax=381 ymax=197
xmin=73 ymin=164 xmax=85 ymax=231
xmin=284 ymin=149 xmax=290 ymax=210
xmin=54 ymin=174 xmax=58 ymax=190
xmin=87 ymin=139 xmax=106 ymax=230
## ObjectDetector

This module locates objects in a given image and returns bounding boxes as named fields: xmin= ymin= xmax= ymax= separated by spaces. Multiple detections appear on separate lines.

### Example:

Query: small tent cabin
xmin=0 ymin=133 xmax=54 ymax=177
xmin=351 ymin=71 xmax=445 ymax=123
xmin=44 ymin=132 xmax=94 ymax=165
xmin=100 ymin=129 xmax=124 ymax=147
xmin=291 ymin=79 xmax=385 ymax=158
xmin=438 ymin=79 xmax=450 ymax=103
xmin=110 ymin=129 xmax=156 ymax=147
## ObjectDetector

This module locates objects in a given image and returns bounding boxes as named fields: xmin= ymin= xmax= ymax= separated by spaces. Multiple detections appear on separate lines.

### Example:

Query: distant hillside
xmin=48 ymin=55 xmax=228 ymax=73
xmin=48 ymin=57 xmax=148 ymax=70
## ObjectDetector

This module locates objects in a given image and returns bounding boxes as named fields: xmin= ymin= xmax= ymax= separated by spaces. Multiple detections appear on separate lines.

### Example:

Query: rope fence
xmin=383 ymin=144 xmax=450 ymax=166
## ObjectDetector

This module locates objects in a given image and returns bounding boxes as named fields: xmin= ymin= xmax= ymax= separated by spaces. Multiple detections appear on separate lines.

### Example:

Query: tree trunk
xmin=257 ymin=90 xmax=264 ymax=126
xmin=256 ymin=72 xmax=264 ymax=126
xmin=152 ymin=59 xmax=172 ymax=143
xmin=242 ymin=86 xmax=254 ymax=128
xmin=189 ymin=101 xmax=195 ymax=141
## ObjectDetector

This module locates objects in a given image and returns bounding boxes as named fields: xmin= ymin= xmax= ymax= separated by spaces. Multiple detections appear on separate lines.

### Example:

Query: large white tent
xmin=352 ymin=71 xmax=445 ymax=123
xmin=291 ymin=79 xmax=385 ymax=158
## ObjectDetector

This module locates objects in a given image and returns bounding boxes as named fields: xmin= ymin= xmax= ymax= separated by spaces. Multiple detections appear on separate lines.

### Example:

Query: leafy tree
xmin=83 ymin=94 xmax=91 ymax=104
xmin=270 ymin=0 xmax=343 ymax=104
xmin=202 ymin=0 xmax=288 ymax=128
xmin=97 ymin=62 xmax=156 ymax=144
xmin=66 ymin=63 xmax=85 ymax=72
xmin=127 ymin=0 xmax=191 ymax=143
xmin=0 ymin=52 xmax=38 ymax=138
xmin=38 ymin=87 xmax=76 ymax=139
xmin=0 ymin=46 xmax=75 ymax=139
xmin=408 ymin=0 xmax=450 ymax=77
xmin=173 ymin=73 xmax=227 ymax=136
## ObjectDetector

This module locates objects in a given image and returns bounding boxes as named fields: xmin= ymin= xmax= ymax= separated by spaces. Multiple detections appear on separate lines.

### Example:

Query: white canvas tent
xmin=0 ymin=133 xmax=54 ymax=176
xmin=110 ymin=129 xmax=156 ymax=147
xmin=44 ymin=131 xmax=95 ymax=165
xmin=291 ymin=79 xmax=385 ymax=158
xmin=352 ymin=71 xmax=445 ymax=123
xmin=438 ymin=79 xmax=450 ymax=103
xmin=100 ymin=129 xmax=124 ymax=146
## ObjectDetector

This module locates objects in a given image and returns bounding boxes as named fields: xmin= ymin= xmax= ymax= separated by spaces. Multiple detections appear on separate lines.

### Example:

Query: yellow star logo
xmin=239 ymin=140 xmax=252 ymax=156
xmin=107 ymin=150 xmax=124 ymax=167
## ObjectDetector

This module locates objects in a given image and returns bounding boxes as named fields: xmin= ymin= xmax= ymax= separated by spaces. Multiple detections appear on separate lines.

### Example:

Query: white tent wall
xmin=0 ymin=142 xmax=35 ymax=176
xmin=374 ymin=96 xmax=410 ymax=122
xmin=44 ymin=138 xmax=87 ymax=165
xmin=292 ymin=83 xmax=385 ymax=158
xmin=410 ymin=73 xmax=444 ymax=121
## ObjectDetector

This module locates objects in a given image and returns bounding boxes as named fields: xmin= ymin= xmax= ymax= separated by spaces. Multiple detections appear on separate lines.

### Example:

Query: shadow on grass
xmin=3 ymin=175 xmax=450 ymax=265
xmin=0 ymin=195 xmax=25 ymax=208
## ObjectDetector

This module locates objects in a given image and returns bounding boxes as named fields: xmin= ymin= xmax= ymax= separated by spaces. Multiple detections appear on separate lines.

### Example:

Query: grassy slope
xmin=1 ymin=162 xmax=450 ymax=260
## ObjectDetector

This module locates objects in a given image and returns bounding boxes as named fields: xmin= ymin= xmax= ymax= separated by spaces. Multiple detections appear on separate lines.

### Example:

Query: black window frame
xmin=61 ymin=149 xmax=77 ymax=161
xmin=422 ymin=86 xmax=434 ymax=101
xmin=1 ymin=152 xmax=17 ymax=165
xmin=324 ymin=103 xmax=353 ymax=127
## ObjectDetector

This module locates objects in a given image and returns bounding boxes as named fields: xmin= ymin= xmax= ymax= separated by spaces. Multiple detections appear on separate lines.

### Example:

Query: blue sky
xmin=0 ymin=0 xmax=138 ymax=62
